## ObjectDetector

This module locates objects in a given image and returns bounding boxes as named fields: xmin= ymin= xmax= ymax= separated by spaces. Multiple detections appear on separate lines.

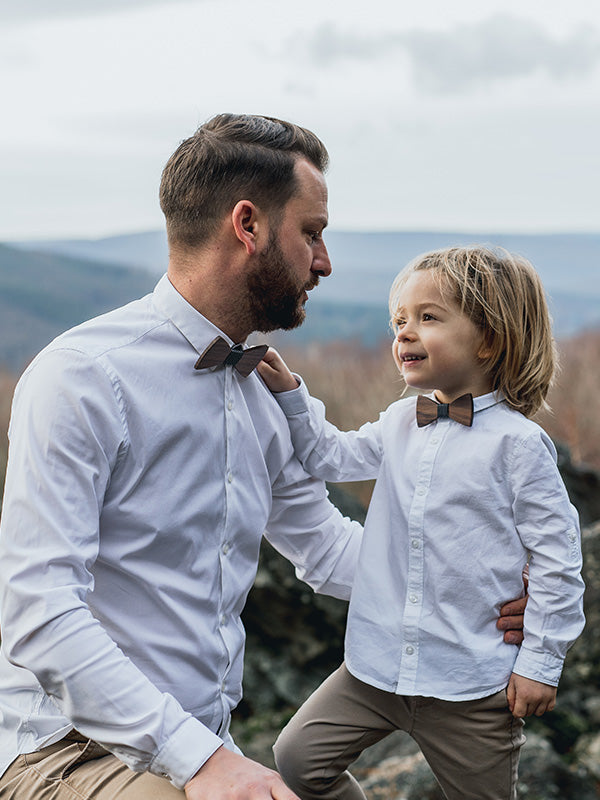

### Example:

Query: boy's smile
xmin=391 ymin=270 xmax=493 ymax=404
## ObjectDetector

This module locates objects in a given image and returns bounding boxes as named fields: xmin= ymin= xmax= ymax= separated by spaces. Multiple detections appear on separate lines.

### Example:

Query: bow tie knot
xmin=416 ymin=393 xmax=473 ymax=428
xmin=194 ymin=336 xmax=268 ymax=378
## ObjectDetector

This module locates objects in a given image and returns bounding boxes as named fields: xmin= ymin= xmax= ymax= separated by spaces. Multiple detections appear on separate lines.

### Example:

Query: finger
xmin=502 ymin=630 xmax=524 ymax=645
xmin=271 ymin=781 xmax=301 ymax=800
xmin=497 ymin=614 xmax=524 ymax=630
xmin=506 ymin=681 xmax=515 ymax=713
xmin=498 ymin=597 xmax=526 ymax=619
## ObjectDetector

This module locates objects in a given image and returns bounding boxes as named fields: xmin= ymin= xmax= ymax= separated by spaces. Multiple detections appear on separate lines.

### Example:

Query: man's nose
xmin=311 ymin=239 xmax=332 ymax=277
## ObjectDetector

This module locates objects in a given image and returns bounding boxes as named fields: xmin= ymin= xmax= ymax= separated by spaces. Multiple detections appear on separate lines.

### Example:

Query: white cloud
xmin=0 ymin=0 xmax=205 ymax=24
xmin=302 ymin=15 xmax=600 ymax=93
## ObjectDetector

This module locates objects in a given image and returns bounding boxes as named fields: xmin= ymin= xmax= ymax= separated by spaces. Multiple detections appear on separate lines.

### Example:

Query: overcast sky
xmin=1 ymin=0 xmax=599 ymax=239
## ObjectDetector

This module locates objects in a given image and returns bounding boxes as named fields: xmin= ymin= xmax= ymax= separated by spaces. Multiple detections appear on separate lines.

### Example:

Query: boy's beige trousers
xmin=273 ymin=663 xmax=525 ymax=800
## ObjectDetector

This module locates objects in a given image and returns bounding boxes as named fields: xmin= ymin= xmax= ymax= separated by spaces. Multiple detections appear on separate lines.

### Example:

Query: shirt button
xmin=222 ymin=543 xmax=230 ymax=555
xmin=220 ymin=614 xmax=227 ymax=626
xmin=227 ymin=400 xmax=233 ymax=411
xmin=227 ymin=472 xmax=233 ymax=483
xmin=417 ymin=487 xmax=426 ymax=496
xmin=569 ymin=532 xmax=577 ymax=542
xmin=221 ymin=681 xmax=226 ymax=692
xmin=405 ymin=645 xmax=414 ymax=655
xmin=409 ymin=594 xmax=418 ymax=604
xmin=411 ymin=539 xmax=420 ymax=549
xmin=431 ymin=437 xmax=439 ymax=445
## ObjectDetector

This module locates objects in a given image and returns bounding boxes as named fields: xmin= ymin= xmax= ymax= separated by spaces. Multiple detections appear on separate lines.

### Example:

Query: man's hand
xmin=257 ymin=348 xmax=299 ymax=393
xmin=185 ymin=746 xmax=300 ymax=800
xmin=507 ymin=673 xmax=557 ymax=718
xmin=497 ymin=565 xmax=529 ymax=645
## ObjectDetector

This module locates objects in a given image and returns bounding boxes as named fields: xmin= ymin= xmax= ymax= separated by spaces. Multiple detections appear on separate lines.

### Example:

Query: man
xmin=0 ymin=114 xmax=526 ymax=799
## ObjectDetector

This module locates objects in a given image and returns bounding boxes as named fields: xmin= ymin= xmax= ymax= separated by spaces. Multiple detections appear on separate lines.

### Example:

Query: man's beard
xmin=245 ymin=231 xmax=318 ymax=334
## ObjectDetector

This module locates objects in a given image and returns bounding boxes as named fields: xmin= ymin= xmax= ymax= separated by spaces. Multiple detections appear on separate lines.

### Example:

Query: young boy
xmin=258 ymin=246 xmax=585 ymax=800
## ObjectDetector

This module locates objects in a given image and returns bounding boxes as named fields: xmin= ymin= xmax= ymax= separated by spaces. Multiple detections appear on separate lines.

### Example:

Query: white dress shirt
xmin=0 ymin=275 xmax=362 ymax=788
xmin=276 ymin=383 xmax=585 ymax=701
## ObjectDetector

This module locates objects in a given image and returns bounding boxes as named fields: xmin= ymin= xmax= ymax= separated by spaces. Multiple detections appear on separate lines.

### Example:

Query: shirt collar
xmin=152 ymin=274 xmax=235 ymax=357
xmin=426 ymin=390 xmax=505 ymax=414
xmin=473 ymin=390 xmax=505 ymax=413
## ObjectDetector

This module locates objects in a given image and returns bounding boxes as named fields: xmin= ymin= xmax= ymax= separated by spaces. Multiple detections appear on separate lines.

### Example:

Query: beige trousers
xmin=273 ymin=663 xmax=525 ymax=800
xmin=0 ymin=731 xmax=184 ymax=799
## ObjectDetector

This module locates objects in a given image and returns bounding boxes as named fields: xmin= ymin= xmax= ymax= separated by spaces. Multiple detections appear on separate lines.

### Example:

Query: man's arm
xmin=0 ymin=350 xmax=221 ymax=788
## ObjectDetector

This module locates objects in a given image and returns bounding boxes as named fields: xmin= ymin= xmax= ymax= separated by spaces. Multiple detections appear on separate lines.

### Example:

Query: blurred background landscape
xmin=2 ymin=0 xmax=599 ymax=796
xmin=1 ymin=228 xmax=599 ymax=798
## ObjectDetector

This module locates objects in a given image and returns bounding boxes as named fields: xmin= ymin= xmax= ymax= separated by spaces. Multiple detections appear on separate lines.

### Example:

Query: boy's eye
xmin=422 ymin=313 xmax=435 ymax=321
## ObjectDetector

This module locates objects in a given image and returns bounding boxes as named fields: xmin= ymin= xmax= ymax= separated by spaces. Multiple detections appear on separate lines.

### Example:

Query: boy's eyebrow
xmin=394 ymin=300 xmax=450 ymax=315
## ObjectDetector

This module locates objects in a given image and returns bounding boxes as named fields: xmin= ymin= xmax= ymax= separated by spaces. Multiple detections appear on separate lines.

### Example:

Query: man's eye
xmin=308 ymin=231 xmax=321 ymax=242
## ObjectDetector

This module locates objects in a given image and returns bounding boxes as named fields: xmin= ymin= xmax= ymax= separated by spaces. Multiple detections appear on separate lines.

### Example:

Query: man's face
xmin=245 ymin=158 xmax=331 ymax=333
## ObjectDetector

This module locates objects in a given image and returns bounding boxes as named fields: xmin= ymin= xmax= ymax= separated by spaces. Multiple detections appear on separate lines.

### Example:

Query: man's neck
xmin=167 ymin=251 xmax=253 ymax=344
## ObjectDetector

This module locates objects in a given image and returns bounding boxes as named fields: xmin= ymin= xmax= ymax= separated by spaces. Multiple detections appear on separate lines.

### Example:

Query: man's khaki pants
xmin=0 ymin=731 xmax=184 ymax=799
xmin=273 ymin=663 xmax=525 ymax=800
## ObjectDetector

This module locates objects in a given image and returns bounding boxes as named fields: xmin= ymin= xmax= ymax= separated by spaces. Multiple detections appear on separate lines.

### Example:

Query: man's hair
xmin=159 ymin=113 xmax=329 ymax=248
xmin=388 ymin=246 xmax=557 ymax=418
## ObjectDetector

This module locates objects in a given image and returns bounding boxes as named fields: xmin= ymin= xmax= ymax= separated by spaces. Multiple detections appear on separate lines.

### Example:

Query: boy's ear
xmin=231 ymin=200 xmax=261 ymax=256
xmin=477 ymin=332 xmax=493 ymax=361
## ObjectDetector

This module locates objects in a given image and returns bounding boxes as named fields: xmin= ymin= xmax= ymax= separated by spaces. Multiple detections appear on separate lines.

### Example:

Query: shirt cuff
xmin=512 ymin=646 xmax=564 ymax=687
xmin=274 ymin=377 xmax=311 ymax=417
xmin=150 ymin=715 xmax=224 ymax=790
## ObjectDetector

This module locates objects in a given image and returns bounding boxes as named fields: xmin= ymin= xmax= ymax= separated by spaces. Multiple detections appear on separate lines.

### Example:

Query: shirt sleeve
xmin=274 ymin=378 xmax=384 ymax=482
xmin=510 ymin=429 xmax=586 ymax=686
xmin=0 ymin=349 xmax=222 ymax=789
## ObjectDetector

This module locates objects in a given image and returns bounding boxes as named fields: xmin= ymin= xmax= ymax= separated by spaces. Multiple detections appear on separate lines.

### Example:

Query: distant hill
xmin=3 ymin=229 xmax=600 ymax=371
xmin=0 ymin=244 xmax=155 ymax=371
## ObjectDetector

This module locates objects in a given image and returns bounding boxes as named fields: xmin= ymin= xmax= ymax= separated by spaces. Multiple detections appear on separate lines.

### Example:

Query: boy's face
xmin=391 ymin=269 xmax=493 ymax=404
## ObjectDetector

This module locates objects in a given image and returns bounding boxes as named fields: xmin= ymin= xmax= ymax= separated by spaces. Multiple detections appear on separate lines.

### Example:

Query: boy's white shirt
xmin=276 ymin=380 xmax=585 ymax=700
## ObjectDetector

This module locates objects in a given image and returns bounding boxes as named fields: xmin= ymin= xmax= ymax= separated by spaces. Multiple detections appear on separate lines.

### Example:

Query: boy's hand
xmin=257 ymin=348 xmax=299 ymax=393
xmin=506 ymin=673 xmax=557 ymax=718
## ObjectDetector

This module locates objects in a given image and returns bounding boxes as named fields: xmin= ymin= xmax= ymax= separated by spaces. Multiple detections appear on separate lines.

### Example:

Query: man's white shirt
xmin=276 ymin=382 xmax=585 ymax=700
xmin=0 ymin=276 xmax=362 ymax=788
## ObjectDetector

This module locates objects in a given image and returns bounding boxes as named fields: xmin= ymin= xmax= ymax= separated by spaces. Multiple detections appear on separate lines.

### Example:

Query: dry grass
xmin=0 ymin=329 xmax=598 ymax=509
xmin=0 ymin=371 xmax=17 ymax=502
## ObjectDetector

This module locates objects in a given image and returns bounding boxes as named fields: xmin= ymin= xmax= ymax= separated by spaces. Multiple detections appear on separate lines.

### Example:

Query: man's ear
xmin=231 ymin=200 xmax=261 ymax=256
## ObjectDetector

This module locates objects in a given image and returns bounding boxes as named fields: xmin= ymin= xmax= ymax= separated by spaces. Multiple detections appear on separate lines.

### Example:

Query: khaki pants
xmin=273 ymin=663 xmax=525 ymax=800
xmin=0 ymin=731 xmax=184 ymax=799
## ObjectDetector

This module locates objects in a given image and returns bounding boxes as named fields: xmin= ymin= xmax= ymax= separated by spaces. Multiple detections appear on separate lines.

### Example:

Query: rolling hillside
xmin=2 ymin=229 xmax=600 ymax=371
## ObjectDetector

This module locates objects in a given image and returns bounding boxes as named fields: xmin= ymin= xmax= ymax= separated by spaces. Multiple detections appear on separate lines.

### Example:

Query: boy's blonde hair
xmin=388 ymin=246 xmax=557 ymax=418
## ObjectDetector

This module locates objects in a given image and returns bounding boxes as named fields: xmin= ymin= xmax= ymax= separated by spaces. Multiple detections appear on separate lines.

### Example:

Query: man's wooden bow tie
xmin=195 ymin=337 xmax=269 ymax=378
xmin=416 ymin=393 xmax=473 ymax=428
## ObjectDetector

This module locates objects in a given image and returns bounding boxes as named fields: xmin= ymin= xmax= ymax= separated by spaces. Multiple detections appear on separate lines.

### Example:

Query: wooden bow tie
xmin=416 ymin=393 xmax=473 ymax=428
xmin=194 ymin=337 xmax=268 ymax=378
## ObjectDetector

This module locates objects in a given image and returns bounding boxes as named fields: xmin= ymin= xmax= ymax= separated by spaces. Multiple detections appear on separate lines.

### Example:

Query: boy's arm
xmin=510 ymin=430 xmax=585 ymax=688
xmin=258 ymin=348 xmax=383 ymax=482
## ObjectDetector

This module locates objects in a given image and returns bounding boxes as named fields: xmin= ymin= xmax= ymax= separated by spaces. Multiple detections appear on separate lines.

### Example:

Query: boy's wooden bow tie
xmin=194 ymin=337 xmax=268 ymax=378
xmin=416 ymin=393 xmax=473 ymax=428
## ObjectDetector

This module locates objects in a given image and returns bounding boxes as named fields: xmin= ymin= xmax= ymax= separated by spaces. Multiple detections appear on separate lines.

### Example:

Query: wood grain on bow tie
xmin=416 ymin=393 xmax=473 ymax=428
xmin=194 ymin=337 xmax=269 ymax=378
